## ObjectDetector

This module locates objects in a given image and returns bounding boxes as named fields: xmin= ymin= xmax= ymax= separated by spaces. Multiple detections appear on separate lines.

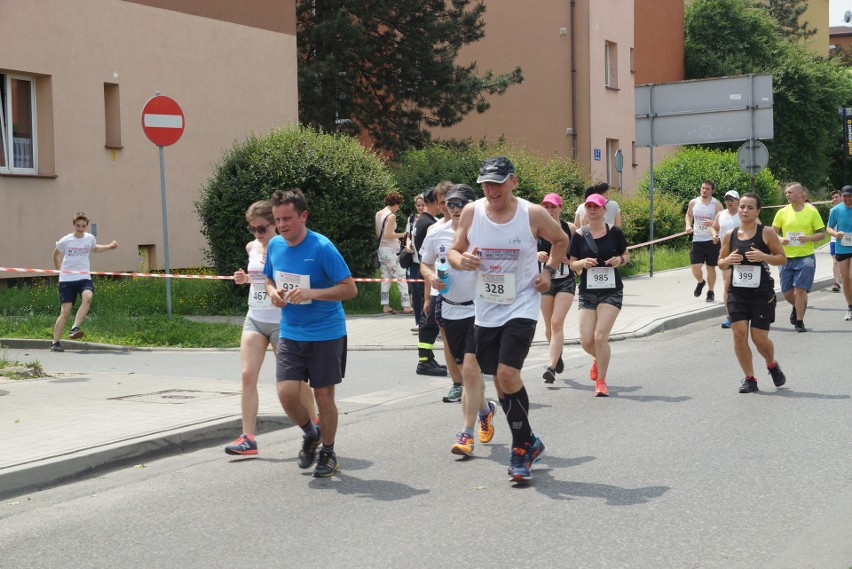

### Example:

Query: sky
xmin=831 ymin=0 xmax=852 ymax=26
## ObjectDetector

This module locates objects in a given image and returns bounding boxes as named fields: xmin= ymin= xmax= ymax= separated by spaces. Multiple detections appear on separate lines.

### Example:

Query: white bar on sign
xmin=143 ymin=114 xmax=183 ymax=128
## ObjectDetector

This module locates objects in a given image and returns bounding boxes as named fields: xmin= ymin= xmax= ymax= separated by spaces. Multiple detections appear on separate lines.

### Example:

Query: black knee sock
xmin=502 ymin=387 xmax=532 ymax=449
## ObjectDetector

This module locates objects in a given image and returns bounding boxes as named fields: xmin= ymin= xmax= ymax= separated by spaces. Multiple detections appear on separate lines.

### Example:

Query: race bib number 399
xmin=732 ymin=264 xmax=760 ymax=288
xmin=275 ymin=271 xmax=312 ymax=305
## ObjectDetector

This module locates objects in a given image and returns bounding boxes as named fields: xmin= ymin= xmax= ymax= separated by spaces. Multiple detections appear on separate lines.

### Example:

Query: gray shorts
xmin=276 ymin=336 xmax=347 ymax=389
xmin=578 ymin=289 xmax=624 ymax=310
xmin=242 ymin=315 xmax=280 ymax=343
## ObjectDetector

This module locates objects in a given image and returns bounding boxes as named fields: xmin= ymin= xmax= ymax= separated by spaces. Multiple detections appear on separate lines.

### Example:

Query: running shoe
xmin=594 ymin=380 xmax=609 ymax=397
xmin=794 ymin=321 xmax=807 ymax=333
xmin=478 ymin=401 xmax=496 ymax=443
xmin=451 ymin=433 xmax=475 ymax=456
xmin=416 ymin=358 xmax=448 ymax=377
xmin=845 ymin=309 xmax=852 ymax=321
xmin=313 ymin=449 xmax=339 ymax=477
xmin=590 ymin=358 xmax=598 ymax=382
xmin=721 ymin=318 xmax=731 ymax=329
xmin=789 ymin=307 xmax=797 ymax=325
xmin=738 ymin=377 xmax=759 ymax=393
xmin=693 ymin=280 xmax=706 ymax=297
xmin=50 ymin=342 xmax=64 ymax=352
xmin=705 ymin=290 xmax=715 ymax=302
xmin=543 ymin=367 xmax=557 ymax=384
xmin=767 ymin=362 xmax=786 ymax=387
xmin=832 ymin=282 xmax=842 ymax=292
xmin=298 ymin=428 xmax=322 ymax=469
xmin=224 ymin=433 xmax=258 ymax=456
xmin=555 ymin=356 xmax=564 ymax=374
xmin=69 ymin=326 xmax=84 ymax=340
xmin=508 ymin=435 xmax=546 ymax=482
xmin=442 ymin=383 xmax=463 ymax=403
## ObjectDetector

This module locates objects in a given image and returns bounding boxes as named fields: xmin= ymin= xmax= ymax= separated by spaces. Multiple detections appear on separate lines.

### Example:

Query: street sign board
xmin=737 ymin=140 xmax=769 ymax=175
xmin=141 ymin=95 xmax=185 ymax=146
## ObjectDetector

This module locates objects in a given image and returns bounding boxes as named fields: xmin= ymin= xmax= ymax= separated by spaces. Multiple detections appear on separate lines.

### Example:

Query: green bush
xmin=636 ymin=147 xmax=782 ymax=212
xmin=196 ymin=125 xmax=397 ymax=278
xmin=614 ymin=190 xmax=689 ymax=248
xmin=390 ymin=142 xmax=591 ymax=219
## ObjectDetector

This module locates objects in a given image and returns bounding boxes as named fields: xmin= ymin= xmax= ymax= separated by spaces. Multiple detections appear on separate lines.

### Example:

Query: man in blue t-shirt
xmin=827 ymin=185 xmax=852 ymax=321
xmin=264 ymin=188 xmax=357 ymax=477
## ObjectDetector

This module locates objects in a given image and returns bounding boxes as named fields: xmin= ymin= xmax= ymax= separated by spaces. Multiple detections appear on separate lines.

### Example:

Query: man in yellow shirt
xmin=771 ymin=183 xmax=825 ymax=332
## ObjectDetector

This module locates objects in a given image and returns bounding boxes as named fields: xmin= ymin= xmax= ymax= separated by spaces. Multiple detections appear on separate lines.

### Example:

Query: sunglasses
xmin=446 ymin=200 xmax=470 ymax=210
xmin=247 ymin=223 xmax=272 ymax=234
xmin=724 ymin=197 xmax=738 ymax=201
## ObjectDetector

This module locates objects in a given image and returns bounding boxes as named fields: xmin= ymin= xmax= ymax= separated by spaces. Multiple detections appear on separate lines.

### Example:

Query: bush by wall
xmin=196 ymin=126 xmax=397 ymax=278
xmin=613 ymin=190 xmax=689 ymax=248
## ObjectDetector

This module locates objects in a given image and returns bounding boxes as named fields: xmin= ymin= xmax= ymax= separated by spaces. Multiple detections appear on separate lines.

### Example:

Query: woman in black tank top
xmin=718 ymin=193 xmax=788 ymax=394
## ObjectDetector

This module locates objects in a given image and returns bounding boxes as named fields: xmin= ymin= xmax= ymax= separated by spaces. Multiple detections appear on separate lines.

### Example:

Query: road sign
xmin=737 ymin=140 xmax=769 ymax=175
xmin=141 ymin=95 xmax=185 ymax=146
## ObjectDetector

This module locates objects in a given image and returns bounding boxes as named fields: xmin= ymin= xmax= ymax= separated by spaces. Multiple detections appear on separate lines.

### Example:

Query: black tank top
xmin=538 ymin=219 xmax=573 ymax=279
xmin=729 ymin=224 xmax=774 ymax=293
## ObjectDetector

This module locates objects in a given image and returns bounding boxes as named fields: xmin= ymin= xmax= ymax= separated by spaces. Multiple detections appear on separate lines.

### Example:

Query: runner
xmin=567 ymin=193 xmax=630 ymax=397
xmin=420 ymin=184 xmax=496 ymax=456
xmin=538 ymin=193 xmax=577 ymax=384
xmin=264 ymin=188 xmax=357 ymax=477
xmin=449 ymin=156 xmax=568 ymax=482
xmin=828 ymin=190 xmax=843 ymax=293
xmin=224 ymin=201 xmax=317 ymax=456
xmin=685 ymin=180 xmax=723 ymax=302
xmin=826 ymin=185 xmax=852 ymax=321
xmin=712 ymin=190 xmax=741 ymax=328
xmin=717 ymin=192 xmax=788 ymax=393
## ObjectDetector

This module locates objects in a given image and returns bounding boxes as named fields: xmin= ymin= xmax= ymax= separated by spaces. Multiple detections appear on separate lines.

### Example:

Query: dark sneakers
xmin=298 ymin=428 xmax=322 ymax=469
xmin=69 ymin=326 xmax=84 ymax=340
xmin=543 ymin=367 xmax=556 ymax=384
xmin=705 ymin=290 xmax=715 ymax=302
xmin=313 ymin=449 xmax=339 ymax=477
xmin=693 ymin=280 xmax=706 ymax=297
xmin=555 ymin=356 xmax=564 ymax=374
xmin=739 ymin=377 xmax=759 ymax=393
xmin=508 ymin=435 xmax=546 ymax=482
xmin=789 ymin=308 xmax=797 ymax=325
xmin=416 ymin=358 xmax=448 ymax=376
xmin=794 ymin=321 xmax=807 ymax=333
xmin=768 ymin=362 xmax=786 ymax=387
xmin=50 ymin=342 xmax=64 ymax=352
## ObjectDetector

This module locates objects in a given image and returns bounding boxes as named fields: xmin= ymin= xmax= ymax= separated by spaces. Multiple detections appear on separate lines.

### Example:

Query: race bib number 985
xmin=586 ymin=266 xmax=615 ymax=290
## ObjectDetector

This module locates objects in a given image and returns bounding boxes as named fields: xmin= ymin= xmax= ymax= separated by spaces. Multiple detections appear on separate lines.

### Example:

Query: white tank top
xmin=718 ymin=210 xmax=740 ymax=239
xmin=692 ymin=198 xmax=719 ymax=242
xmin=467 ymin=197 xmax=540 ymax=327
xmin=247 ymin=240 xmax=280 ymax=324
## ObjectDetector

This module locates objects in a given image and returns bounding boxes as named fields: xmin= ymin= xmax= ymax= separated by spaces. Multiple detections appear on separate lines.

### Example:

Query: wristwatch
xmin=543 ymin=264 xmax=558 ymax=276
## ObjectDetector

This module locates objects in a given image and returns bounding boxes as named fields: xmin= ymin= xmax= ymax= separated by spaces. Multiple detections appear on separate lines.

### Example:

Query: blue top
xmin=828 ymin=203 xmax=852 ymax=255
xmin=263 ymin=230 xmax=352 ymax=341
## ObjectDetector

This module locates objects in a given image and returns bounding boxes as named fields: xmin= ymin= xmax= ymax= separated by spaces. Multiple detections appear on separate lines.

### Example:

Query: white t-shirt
xmin=575 ymin=200 xmax=621 ymax=226
xmin=420 ymin=221 xmax=476 ymax=320
xmin=718 ymin=210 xmax=740 ymax=239
xmin=246 ymin=240 xmax=280 ymax=324
xmin=56 ymin=233 xmax=96 ymax=282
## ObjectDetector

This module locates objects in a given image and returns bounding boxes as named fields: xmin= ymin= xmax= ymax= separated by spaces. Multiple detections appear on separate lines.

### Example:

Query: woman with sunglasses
xmin=712 ymin=190 xmax=741 ymax=328
xmin=225 ymin=201 xmax=317 ymax=456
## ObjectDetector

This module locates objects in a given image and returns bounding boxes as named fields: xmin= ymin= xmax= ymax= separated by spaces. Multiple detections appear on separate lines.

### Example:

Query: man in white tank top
xmin=449 ymin=156 xmax=568 ymax=483
xmin=685 ymin=179 xmax=723 ymax=302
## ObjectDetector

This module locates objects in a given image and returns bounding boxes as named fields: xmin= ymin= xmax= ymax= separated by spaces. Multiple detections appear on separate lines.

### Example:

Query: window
xmin=606 ymin=138 xmax=619 ymax=184
xmin=0 ymin=73 xmax=38 ymax=173
xmin=632 ymin=141 xmax=638 ymax=167
xmin=604 ymin=41 xmax=618 ymax=89
xmin=104 ymin=83 xmax=122 ymax=149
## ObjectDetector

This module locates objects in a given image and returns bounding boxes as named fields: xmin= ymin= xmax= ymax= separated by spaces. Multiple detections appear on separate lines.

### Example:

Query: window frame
xmin=0 ymin=73 xmax=39 ymax=175
xmin=604 ymin=41 xmax=618 ymax=90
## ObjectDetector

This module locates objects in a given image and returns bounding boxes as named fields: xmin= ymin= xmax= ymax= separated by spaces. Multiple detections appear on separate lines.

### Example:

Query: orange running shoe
xmin=590 ymin=358 xmax=598 ymax=382
xmin=594 ymin=380 xmax=609 ymax=397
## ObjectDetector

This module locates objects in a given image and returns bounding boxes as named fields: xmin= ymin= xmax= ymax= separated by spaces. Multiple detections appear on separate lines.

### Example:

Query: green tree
xmin=761 ymin=0 xmax=816 ymax=41
xmin=297 ymin=0 xmax=523 ymax=158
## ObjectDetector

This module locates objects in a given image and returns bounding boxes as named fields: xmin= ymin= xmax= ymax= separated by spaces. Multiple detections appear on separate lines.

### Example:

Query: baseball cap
xmin=422 ymin=186 xmax=437 ymax=203
xmin=724 ymin=190 xmax=740 ymax=200
xmin=542 ymin=193 xmax=563 ymax=207
xmin=476 ymin=156 xmax=515 ymax=184
xmin=842 ymin=185 xmax=852 ymax=196
xmin=584 ymin=194 xmax=606 ymax=208
xmin=446 ymin=184 xmax=477 ymax=204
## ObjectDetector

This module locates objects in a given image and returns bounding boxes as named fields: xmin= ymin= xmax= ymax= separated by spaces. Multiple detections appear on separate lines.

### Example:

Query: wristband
xmin=543 ymin=264 xmax=558 ymax=276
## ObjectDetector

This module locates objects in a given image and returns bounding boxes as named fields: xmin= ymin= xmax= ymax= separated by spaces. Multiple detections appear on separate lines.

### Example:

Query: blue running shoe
xmin=721 ymin=318 xmax=731 ymax=329
xmin=508 ymin=435 xmax=546 ymax=482
xmin=225 ymin=433 xmax=258 ymax=456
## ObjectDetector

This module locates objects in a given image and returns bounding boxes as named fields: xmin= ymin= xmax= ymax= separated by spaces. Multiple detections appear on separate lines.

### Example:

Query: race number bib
xmin=275 ymin=271 xmax=311 ymax=305
xmin=732 ymin=264 xmax=760 ymax=288
xmin=841 ymin=234 xmax=852 ymax=247
xmin=476 ymin=273 xmax=516 ymax=304
xmin=693 ymin=218 xmax=712 ymax=237
xmin=247 ymin=271 xmax=273 ymax=310
xmin=786 ymin=232 xmax=803 ymax=246
xmin=587 ymin=267 xmax=615 ymax=289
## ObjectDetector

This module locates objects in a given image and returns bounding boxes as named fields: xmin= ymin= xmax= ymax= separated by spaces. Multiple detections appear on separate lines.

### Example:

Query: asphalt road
xmin=1 ymin=290 xmax=851 ymax=569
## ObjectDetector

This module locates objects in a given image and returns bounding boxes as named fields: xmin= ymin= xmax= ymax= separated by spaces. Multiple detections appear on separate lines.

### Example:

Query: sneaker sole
xmin=478 ymin=431 xmax=494 ymax=444
xmin=313 ymin=465 xmax=340 ymax=477
xmin=451 ymin=445 xmax=473 ymax=456
xmin=543 ymin=369 xmax=556 ymax=383
xmin=442 ymin=397 xmax=461 ymax=403
xmin=225 ymin=449 xmax=258 ymax=456
xmin=595 ymin=390 xmax=609 ymax=397
xmin=69 ymin=331 xmax=84 ymax=340
xmin=510 ymin=472 xmax=532 ymax=482
xmin=417 ymin=369 xmax=449 ymax=377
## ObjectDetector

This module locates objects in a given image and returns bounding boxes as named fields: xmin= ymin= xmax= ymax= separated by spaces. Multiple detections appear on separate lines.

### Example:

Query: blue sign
xmin=593 ymin=149 xmax=601 ymax=161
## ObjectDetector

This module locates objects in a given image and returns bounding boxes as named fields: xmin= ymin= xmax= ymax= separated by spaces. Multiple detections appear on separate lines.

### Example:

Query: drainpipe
xmin=570 ymin=0 xmax=577 ymax=160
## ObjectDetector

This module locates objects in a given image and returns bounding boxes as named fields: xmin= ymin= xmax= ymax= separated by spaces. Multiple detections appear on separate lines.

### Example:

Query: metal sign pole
xmin=648 ymin=84 xmax=656 ymax=277
xmin=158 ymin=144 xmax=172 ymax=318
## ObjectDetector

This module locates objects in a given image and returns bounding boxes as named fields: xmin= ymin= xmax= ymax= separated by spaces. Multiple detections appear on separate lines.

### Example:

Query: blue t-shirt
xmin=263 ymin=230 xmax=352 ymax=341
xmin=828 ymin=203 xmax=852 ymax=255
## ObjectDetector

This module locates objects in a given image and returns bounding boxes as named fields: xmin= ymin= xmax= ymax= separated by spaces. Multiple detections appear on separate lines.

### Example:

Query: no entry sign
xmin=141 ymin=95 xmax=185 ymax=146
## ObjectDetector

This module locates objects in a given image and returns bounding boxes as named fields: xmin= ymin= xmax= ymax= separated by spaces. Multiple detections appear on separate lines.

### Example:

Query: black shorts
xmin=690 ymin=240 xmax=721 ymax=266
xmin=474 ymin=318 xmax=537 ymax=375
xmin=727 ymin=291 xmax=776 ymax=331
xmin=542 ymin=276 xmax=576 ymax=297
xmin=58 ymin=279 xmax=94 ymax=304
xmin=276 ymin=336 xmax=347 ymax=389
xmin=836 ymin=252 xmax=852 ymax=262
xmin=442 ymin=316 xmax=476 ymax=365
xmin=578 ymin=289 xmax=624 ymax=310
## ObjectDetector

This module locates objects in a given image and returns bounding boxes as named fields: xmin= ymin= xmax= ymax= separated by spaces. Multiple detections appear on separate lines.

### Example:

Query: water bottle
xmin=437 ymin=244 xmax=451 ymax=294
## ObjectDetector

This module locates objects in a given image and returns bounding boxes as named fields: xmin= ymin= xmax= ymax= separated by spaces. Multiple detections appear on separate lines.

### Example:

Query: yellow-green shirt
xmin=771 ymin=204 xmax=825 ymax=258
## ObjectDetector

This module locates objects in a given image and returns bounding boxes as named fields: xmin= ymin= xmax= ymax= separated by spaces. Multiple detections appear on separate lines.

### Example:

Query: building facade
xmin=433 ymin=0 xmax=684 ymax=194
xmin=1 ymin=0 xmax=298 ymax=279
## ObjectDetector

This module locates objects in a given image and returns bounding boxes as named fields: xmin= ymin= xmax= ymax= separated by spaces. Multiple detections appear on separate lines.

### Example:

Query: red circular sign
xmin=141 ymin=95 xmax=185 ymax=146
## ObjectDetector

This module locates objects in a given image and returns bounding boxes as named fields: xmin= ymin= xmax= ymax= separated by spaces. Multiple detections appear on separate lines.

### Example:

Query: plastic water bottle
xmin=437 ymin=244 xmax=451 ymax=294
